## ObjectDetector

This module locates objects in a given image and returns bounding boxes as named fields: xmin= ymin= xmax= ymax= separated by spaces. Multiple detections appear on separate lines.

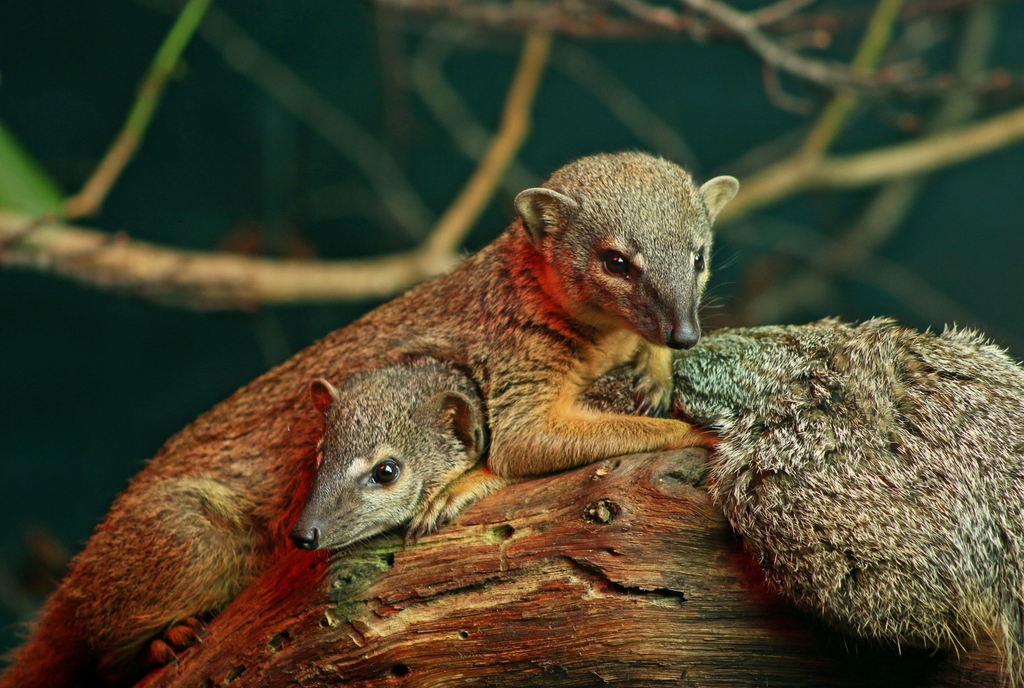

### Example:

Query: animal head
xmin=514 ymin=152 xmax=738 ymax=349
xmin=290 ymin=358 xmax=486 ymax=551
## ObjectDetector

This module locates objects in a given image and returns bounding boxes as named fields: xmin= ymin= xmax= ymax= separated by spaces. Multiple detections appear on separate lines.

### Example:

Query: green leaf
xmin=0 ymin=119 xmax=63 ymax=214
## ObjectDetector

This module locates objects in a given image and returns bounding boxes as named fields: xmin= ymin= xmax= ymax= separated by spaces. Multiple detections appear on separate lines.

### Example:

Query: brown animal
xmin=292 ymin=151 xmax=736 ymax=547
xmin=291 ymin=359 xmax=490 ymax=551
xmin=0 ymin=361 xmax=485 ymax=688
xmin=0 ymin=152 xmax=735 ymax=686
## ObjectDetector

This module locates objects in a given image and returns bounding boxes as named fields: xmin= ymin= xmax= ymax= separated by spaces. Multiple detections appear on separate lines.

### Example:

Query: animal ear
xmin=427 ymin=391 xmax=485 ymax=458
xmin=310 ymin=378 xmax=340 ymax=415
xmin=699 ymin=175 xmax=740 ymax=223
xmin=514 ymin=188 xmax=579 ymax=246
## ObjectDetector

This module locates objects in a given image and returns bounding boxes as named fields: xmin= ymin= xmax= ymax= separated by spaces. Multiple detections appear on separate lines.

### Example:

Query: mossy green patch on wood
xmin=326 ymin=535 xmax=401 ymax=622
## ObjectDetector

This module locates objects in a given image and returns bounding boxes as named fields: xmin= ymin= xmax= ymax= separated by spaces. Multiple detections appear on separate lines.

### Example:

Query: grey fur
xmin=294 ymin=358 xmax=486 ymax=550
xmin=591 ymin=317 xmax=1024 ymax=683
xmin=516 ymin=153 xmax=737 ymax=346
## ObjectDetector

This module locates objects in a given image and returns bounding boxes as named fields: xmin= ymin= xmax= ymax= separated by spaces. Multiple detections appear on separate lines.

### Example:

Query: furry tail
xmin=0 ymin=595 xmax=103 ymax=688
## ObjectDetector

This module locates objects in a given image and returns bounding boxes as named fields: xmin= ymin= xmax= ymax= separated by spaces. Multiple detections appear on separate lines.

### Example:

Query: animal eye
xmin=602 ymin=251 xmax=632 ymax=277
xmin=694 ymin=251 xmax=705 ymax=272
xmin=371 ymin=459 xmax=401 ymax=485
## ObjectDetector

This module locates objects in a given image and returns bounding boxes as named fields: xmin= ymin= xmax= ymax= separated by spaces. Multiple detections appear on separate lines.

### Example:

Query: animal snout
xmin=290 ymin=524 xmax=321 ymax=550
xmin=667 ymin=319 xmax=700 ymax=350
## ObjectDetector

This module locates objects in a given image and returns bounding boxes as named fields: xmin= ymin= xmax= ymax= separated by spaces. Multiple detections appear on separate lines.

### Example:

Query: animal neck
xmin=497 ymin=225 xmax=595 ymax=343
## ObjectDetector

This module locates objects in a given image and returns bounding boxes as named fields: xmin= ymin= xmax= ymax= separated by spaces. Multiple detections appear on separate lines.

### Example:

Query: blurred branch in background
xmin=62 ymin=0 xmax=213 ymax=220
xmin=0 ymin=10 xmax=552 ymax=308
xmin=421 ymin=28 xmax=551 ymax=258
xmin=613 ymin=0 xmax=884 ymax=90
xmin=410 ymin=23 xmax=541 ymax=195
xmin=1 ymin=0 xmax=1022 ymax=330
xmin=736 ymin=3 xmax=998 ymax=326
xmin=193 ymin=3 xmax=436 ymax=240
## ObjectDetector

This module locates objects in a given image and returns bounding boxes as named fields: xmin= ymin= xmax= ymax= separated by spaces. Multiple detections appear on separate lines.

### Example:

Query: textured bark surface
xmin=137 ymin=449 xmax=1001 ymax=688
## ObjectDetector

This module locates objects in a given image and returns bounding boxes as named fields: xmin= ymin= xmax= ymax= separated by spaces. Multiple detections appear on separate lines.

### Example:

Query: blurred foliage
xmin=0 ymin=121 xmax=62 ymax=213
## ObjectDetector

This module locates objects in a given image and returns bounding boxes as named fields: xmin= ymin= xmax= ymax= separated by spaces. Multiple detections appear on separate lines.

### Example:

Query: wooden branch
xmin=6 ymin=85 xmax=1024 ymax=306
xmin=410 ymin=26 xmax=539 ymax=196
xmin=422 ymin=29 xmax=552 ymax=258
xmin=720 ymin=100 xmax=1024 ymax=222
xmin=0 ymin=210 xmax=457 ymax=308
xmin=193 ymin=4 xmax=436 ymax=239
xmin=137 ymin=449 xmax=1002 ymax=687
xmin=62 ymin=0 xmax=213 ymax=220
xmin=7 ymin=92 xmax=1024 ymax=307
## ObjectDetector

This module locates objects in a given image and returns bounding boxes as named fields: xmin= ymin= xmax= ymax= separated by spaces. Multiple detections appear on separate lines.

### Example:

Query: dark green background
xmin=1 ymin=0 xmax=1022 ymax=652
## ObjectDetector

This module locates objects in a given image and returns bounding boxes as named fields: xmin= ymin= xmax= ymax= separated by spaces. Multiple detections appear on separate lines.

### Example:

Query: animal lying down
xmin=299 ymin=317 xmax=1024 ymax=685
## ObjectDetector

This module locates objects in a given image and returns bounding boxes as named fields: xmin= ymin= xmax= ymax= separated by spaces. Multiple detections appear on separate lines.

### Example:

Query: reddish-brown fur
xmin=0 ymin=152 xmax=734 ymax=686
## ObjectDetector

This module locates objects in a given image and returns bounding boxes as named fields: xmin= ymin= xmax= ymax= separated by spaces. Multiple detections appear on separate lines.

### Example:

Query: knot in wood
xmin=583 ymin=499 xmax=618 ymax=524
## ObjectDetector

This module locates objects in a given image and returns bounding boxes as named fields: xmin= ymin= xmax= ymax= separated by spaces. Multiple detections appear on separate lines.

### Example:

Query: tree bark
xmin=137 ymin=448 xmax=1001 ymax=688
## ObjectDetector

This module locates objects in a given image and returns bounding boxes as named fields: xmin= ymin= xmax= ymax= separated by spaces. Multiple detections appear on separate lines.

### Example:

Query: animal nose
xmin=667 ymin=320 xmax=700 ymax=350
xmin=290 ymin=525 xmax=321 ymax=550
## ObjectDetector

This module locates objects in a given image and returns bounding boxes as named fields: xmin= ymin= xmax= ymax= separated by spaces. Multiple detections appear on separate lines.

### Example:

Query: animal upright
xmin=0 ymin=152 xmax=736 ymax=687
xmin=590 ymin=318 xmax=1024 ymax=684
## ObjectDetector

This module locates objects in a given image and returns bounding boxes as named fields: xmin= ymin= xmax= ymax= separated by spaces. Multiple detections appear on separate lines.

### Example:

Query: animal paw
xmin=146 ymin=617 xmax=206 ymax=667
xmin=405 ymin=488 xmax=463 ymax=547
xmin=633 ymin=372 xmax=673 ymax=417
xmin=631 ymin=345 xmax=674 ymax=416
xmin=404 ymin=468 xmax=509 ymax=547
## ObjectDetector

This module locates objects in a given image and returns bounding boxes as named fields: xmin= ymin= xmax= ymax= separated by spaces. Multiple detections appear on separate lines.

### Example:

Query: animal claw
xmin=633 ymin=375 xmax=670 ymax=417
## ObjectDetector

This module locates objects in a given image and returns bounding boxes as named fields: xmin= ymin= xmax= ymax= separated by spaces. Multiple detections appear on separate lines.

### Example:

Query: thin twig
xmin=410 ymin=24 xmax=538 ymax=195
xmin=194 ymin=5 xmax=434 ymax=240
xmin=797 ymin=0 xmax=908 ymax=159
xmin=62 ymin=0 xmax=213 ymax=219
xmin=750 ymin=0 xmax=818 ymax=26
xmin=761 ymin=64 xmax=816 ymax=115
xmin=614 ymin=0 xmax=870 ymax=90
xmin=423 ymin=29 xmax=553 ymax=258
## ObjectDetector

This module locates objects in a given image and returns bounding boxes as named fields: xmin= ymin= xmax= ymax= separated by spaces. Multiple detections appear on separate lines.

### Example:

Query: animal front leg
xmin=406 ymin=466 xmax=510 ymax=544
xmin=489 ymin=404 xmax=716 ymax=479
